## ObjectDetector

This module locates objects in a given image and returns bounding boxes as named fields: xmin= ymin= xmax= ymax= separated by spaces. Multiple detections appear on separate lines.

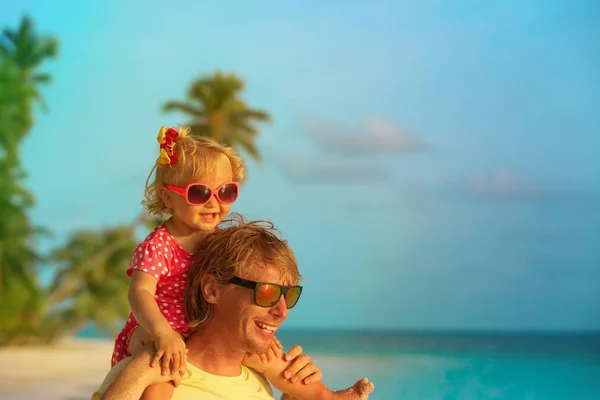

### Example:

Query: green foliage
xmin=0 ymin=63 xmax=34 ymax=164
xmin=0 ymin=15 xmax=58 ymax=111
xmin=0 ymin=16 xmax=59 ymax=345
xmin=163 ymin=71 xmax=270 ymax=162
xmin=47 ymin=225 xmax=138 ymax=337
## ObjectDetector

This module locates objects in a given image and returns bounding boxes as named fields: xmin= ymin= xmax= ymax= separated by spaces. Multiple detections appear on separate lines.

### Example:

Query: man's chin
xmin=245 ymin=338 xmax=271 ymax=356
xmin=244 ymin=325 xmax=275 ymax=354
xmin=250 ymin=344 xmax=271 ymax=356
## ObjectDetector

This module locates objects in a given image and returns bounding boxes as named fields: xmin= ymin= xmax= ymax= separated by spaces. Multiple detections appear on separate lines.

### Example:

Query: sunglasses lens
xmin=187 ymin=184 xmax=211 ymax=205
xmin=255 ymin=284 xmax=282 ymax=307
xmin=217 ymin=183 xmax=238 ymax=204
xmin=285 ymin=287 xmax=302 ymax=309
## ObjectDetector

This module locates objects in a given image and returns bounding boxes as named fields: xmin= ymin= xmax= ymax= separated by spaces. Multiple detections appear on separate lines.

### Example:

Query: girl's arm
xmin=128 ymin=270 xmax=186 ymax=374
xmin=128 ymin=271 xmax=170 ymax=337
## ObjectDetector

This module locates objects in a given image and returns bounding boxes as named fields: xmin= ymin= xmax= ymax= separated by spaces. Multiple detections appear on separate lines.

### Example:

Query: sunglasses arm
xmin=165 ymin=184 xmax=186 ymax=196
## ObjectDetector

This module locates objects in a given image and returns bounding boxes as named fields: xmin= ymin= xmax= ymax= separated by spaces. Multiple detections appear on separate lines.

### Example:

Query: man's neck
xmin=185 ymin=327 xmax=246 ymax=377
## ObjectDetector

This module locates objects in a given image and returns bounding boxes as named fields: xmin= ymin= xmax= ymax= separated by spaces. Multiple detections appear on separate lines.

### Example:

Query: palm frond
xmin=162 ymin=101 xmax=205 ymax=117
xmin=230 ymin=130 xmax=262 ymax=163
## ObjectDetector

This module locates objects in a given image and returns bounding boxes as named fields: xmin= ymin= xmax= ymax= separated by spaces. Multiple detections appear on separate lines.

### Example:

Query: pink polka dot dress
xmin=111 ymin=223 xmax=193 ymax=366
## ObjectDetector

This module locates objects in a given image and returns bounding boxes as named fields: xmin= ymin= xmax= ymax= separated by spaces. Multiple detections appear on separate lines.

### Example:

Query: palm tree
xmin=0 ymin=15 xmax=58 ymax=296
xmin=0 ymin=16 xmax=58 ymax=345
xmin=0 ymin=15 xmax=58 ymax=111
xmin=46 ymin=225 xmax=139 ymax=338
xmin=163 ymin=71 xmax=270 ymax=162
xmin=0 ymin=59 xmax=34 ymax=167
xmin=0 ymin=159 xmax=47 ymax=344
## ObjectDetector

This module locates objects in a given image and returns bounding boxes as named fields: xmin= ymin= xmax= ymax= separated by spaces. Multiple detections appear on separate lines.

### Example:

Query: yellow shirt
xmin=92 ymin=359 xmax=274 ymax=400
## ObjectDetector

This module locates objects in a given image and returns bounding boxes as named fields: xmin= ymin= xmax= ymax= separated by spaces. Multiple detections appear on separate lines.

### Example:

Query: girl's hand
xmin=283 ymin=345 xmax=323 ymax=385
xmin=151 ymin=329 xmax=187 ymax=376
xmin=135 ymin=342 xmax=183 ymax=388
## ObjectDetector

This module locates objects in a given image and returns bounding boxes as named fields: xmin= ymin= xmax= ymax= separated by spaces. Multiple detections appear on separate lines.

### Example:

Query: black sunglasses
xmin=228 ymin=276 xmax=303 ymax=309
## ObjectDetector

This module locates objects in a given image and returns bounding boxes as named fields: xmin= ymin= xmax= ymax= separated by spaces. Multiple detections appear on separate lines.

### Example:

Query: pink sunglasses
xmin=164 ymin=182 xmax=239 ymax=206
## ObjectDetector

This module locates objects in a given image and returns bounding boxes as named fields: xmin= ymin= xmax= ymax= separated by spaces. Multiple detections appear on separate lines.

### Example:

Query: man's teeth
xmin=256 ymin=322 xmax=276 ymax=333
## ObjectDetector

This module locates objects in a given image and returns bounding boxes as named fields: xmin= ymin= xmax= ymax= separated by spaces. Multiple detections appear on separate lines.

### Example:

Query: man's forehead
xmin=242 ymin=262 xmax=296 ymax=285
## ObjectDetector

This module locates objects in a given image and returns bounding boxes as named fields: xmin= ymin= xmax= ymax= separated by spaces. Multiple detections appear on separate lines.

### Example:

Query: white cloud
xmin=279 ymin=155 xmax=387 ymax=184
xmin=276 ymin=116 xmax=428 ymax=184
xmin=468 ymin=169 xmax=536 ymax=197
xmin=305 ymin=117 xmax=426 ymax=155
xmin=466 ymin=169 xmax=573 ymax=198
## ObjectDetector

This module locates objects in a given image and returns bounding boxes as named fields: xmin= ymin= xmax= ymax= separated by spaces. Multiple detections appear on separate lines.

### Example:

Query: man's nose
xmin=269 ymin=295 xmax=289 ymax=319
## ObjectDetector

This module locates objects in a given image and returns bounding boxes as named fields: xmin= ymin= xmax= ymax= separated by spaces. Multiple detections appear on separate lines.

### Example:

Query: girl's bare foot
xmin=333 ymin=378 xmax=375 ymax=400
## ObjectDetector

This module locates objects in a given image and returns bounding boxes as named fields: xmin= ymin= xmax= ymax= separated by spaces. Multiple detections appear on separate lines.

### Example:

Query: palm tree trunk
xmin=209 ymin=113 xmax=226 ymax=141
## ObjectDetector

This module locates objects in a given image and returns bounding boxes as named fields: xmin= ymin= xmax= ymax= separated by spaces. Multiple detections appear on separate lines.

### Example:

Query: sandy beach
xmin=0 ymin=337 xmax=382 ymax=400
xmin=0 ymin=338 xmax=114 ymax=400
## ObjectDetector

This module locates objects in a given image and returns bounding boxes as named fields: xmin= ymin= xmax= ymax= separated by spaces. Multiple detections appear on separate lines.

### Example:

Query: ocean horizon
xmin=79 ymin=327 xmax=600 ymax=399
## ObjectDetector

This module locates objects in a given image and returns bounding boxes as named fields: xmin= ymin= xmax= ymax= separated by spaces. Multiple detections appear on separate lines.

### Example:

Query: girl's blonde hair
xmin=142 ymin=125 xmax=245 ymax=218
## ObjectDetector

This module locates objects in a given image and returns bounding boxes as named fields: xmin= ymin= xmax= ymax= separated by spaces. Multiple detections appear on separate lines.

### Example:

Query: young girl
xmin=111 ymin=125 xmax=374 ymax=400
xmin=111 ymin=125 xmax=244 ymax=371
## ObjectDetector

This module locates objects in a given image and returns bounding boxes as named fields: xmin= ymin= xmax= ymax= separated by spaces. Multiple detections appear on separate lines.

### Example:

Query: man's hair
xmin=184 ymin=213 xmax=301 ymax=330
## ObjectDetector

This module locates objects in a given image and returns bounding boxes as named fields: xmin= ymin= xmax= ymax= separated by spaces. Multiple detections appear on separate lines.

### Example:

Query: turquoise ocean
xmin=79 ymin=327 xmax=600 ymax=399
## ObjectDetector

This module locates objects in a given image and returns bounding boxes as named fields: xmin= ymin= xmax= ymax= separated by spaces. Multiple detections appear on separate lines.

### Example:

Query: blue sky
xmin=3 ymin=0 xmax=599 ymax=331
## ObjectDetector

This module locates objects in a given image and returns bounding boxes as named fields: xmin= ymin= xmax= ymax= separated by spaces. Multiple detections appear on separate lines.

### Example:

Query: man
xmin=93 ymin=216 xmax=374 ymax=400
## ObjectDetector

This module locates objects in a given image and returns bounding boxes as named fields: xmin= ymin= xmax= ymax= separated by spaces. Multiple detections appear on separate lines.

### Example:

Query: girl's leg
xmin=244 ymin=353 xmax=374 ymax=400
xmin=127 ymin=327 xmax=179 ymax=400
xmin=127 ymin=326 xmax=153 ymax=356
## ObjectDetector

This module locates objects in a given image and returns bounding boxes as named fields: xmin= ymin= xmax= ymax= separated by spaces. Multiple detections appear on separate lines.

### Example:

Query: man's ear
xmin=159 ymin=185 xmax=174 ymax=209
xmin=201 ymin=275 xmax=221 ymax=305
